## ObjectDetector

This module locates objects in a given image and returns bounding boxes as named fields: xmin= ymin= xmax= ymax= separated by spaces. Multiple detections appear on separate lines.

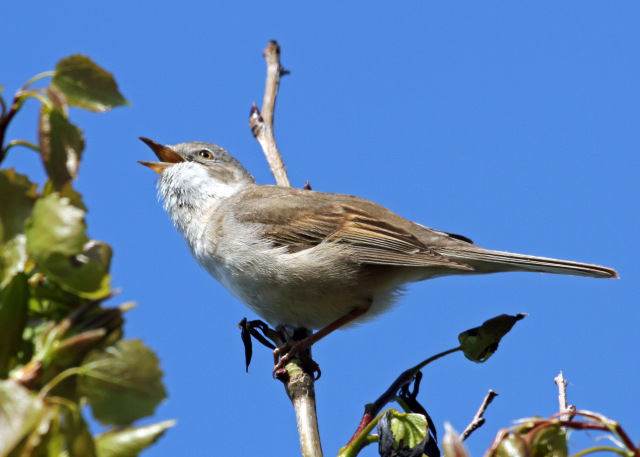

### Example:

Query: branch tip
xmin=462 ymin=389 xmax=498 ymax=440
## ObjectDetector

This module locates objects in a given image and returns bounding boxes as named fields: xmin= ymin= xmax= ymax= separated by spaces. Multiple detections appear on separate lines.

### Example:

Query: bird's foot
xmin=238 ymin=318 xmax=280 ymax=372
xmin=239 ymin=319 xmax=320 ymax=378
xmin=272 ymin=339 xmax=321 ymax=380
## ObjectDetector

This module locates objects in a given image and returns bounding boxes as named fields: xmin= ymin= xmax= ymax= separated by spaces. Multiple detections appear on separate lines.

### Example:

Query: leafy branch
xmin=0 ymin=55 xmax=172 ymax=456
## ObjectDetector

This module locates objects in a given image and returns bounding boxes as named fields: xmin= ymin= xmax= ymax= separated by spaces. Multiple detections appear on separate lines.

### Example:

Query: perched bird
xmin=139 ymin=138 xmax=617 ymax=368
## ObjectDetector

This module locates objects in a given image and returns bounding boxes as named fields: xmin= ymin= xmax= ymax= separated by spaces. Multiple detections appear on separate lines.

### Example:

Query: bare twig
xmin=461 ymin=390 xmax=498 ymax=440
xmin=554 ymin=371 xmax=575 ymax=421
xmin=285 ymin=362 xmax=324 ymax=457
xmin=249 ymin=40 xmax=291 ymax=187
xmin=261 ymin=40 xmax=288 ymax=126
xmin=249 ymin=41 xmax=319 ymax=457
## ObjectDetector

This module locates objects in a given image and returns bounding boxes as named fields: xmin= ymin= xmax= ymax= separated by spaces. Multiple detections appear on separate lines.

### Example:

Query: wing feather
xmin=238 ymin=198 xmax=472 ymax=270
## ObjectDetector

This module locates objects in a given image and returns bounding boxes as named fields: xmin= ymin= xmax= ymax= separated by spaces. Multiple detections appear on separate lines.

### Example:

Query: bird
xmin=138 ymin=137 xmax=617 ymax=371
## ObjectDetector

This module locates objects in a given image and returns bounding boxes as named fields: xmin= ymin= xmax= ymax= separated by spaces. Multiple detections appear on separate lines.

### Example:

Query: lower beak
xmin=138 ymin=160 xmax=171 ymax=173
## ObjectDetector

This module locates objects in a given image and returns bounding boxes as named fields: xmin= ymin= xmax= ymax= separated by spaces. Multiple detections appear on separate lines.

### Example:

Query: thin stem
xmin=43 ymin=395 xmax=80 ymax=412
xmin=38 ymin=366 xmax=84 ymax=399
xmin=364 ymin=435 xmax=379 ymax=446
xmin=22 ymin=71 xmax=55 ymax=90
xmin=2 ymin=139 xmax=40 ymax=156
xmin=373 ymin=346 xmax=462 ymax=415
xmin=0 ymin=99 xmax=19 ymax=164
xmin=347 ymin=346 xmax=462 ymax=447
xmin=395 ymin=396 xmax=411 ymax=413
xmin=413 ymin=346 xmax=462 ymax=372
xmin=549 ymin=411 xmax=638 ymax=455
xmin=339 ymin=411 xmax=386 ymax=457
xmin=18 ymin=89 xmax=51 ymax=107
xmin=0 ymin=88 xmax=50 ymax=165
xmin=570 ymin=446 xmax=630 ymax=457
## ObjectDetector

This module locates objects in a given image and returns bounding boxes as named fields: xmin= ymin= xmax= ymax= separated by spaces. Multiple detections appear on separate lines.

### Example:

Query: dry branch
xmin=249 ymin=40 xmax=320 ymax=457
xmin=249 ymin=40 xmax=291 ymax=187
xmin=554 ymin=371 xmax=575 ymax=422
xmin=461 ymin=390 xmax=498 ymax=440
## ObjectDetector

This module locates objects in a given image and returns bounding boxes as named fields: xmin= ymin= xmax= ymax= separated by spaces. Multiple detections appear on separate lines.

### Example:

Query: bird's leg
xmin=273 ymin=300 xmax=372 ymax=378
xmin=272 ymin=326 xmax=322 ymax=378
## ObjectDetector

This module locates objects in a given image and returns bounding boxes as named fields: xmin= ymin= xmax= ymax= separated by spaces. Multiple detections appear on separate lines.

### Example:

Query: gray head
xmin=139 ymin=137 xmax=255 ymax=185
xmin=139 ymin=137 xmax=257 ymax=215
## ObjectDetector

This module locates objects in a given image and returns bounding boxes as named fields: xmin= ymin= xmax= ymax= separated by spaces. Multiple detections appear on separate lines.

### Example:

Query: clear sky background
xmin=2 ymin=2 xmax=638 ymax=456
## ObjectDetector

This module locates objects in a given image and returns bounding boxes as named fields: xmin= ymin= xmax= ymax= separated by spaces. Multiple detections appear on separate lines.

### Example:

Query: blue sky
xmin=2 ymin=2 xmax=638 ymax=456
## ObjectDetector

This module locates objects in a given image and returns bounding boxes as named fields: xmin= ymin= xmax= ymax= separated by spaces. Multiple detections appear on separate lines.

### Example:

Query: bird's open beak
xmin=138 ymin=137 xmax=185 ymax=173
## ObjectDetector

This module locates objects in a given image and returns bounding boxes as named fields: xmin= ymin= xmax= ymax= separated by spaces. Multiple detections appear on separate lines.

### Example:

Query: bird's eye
xmin=198 ymin=149 xmax=214 ymax=160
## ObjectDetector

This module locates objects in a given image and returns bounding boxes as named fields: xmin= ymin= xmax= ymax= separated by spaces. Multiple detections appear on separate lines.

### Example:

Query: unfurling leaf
xmin=51 ymin=55 xmax=129 ymax=112
xmin=530 ymin=425 xmax=567 ymax=457
xmin=95 ymin=420 xmax=176 ymax=457
xmin=0 ymin=273 xmax=29 ymax=377
xmin=494 ymin=433 xmax=529 ymax=457
xmin=378 ymin=409 xmax=433 ymax=457
xmin=458 ymin=314 xmax=526 ymax=363
xmin=0 ymin=380 xmax=44 ymax=456
xmin=25 ymin=193 xmax=111 ymax=298
xmin=39 ymin=103 xmax=85 ymax=188
xmin=79 ymin=339 xmax=167 ymax=425
xmin=442 ymin=423 xmax=470 ymax=457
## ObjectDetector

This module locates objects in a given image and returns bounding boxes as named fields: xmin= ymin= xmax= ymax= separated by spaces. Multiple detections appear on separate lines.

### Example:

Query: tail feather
xmin=436 ymin=247 xmax=618 ymax=279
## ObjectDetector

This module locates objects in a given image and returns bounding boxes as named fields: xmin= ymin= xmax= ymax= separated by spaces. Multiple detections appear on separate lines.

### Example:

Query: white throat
xmin=157 ymin=162 xmax=248 ymax=246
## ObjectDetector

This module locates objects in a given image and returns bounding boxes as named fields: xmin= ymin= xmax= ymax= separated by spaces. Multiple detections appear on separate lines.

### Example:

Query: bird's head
xmin=138 ymin=137 xmax=256 ymax=204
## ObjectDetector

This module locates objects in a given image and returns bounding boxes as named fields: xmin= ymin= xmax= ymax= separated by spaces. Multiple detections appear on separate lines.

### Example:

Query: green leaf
xmin=378 ymin=409 xmax=429 ymax=457
xmin=51 ymin=55 xmax=129 ymax=112
xmin=0 ymin=169 xmax=38 ymax=288
xmin=0 ymin=235 xmax=28 ymax=291
xmin=79 ymin=339 xmax=167 ymax=425
xmin=95 ymin=420 xmax=176 ymax=457
xmin=28 ymin=276 xmax=85 ymax=318
xmin=25 ymin=193 xmax=112 ymax=299
xmin=458 ymin=314 xmax=526 ymax=363
xmin=0 ymin=380 xmax=44 ymax=456
xmin=10 ymin=404 xmax=62 ymax=457
xmin=26 ymin=192 xmax=87 ymax=256
xmin=42 ymin=180 xmax=87 ymax=211
xmin=0 ymin=169 xmax=38 ymax=243
xmin=39 ymin=104 xmax=85 ymax=188
xmin=0 ymin=273 xmax=29 ymax=378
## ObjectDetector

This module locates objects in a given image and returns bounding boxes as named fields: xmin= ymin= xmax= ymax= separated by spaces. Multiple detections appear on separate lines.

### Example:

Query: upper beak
xmin=138 ymin=137 xmax=185 ymax=173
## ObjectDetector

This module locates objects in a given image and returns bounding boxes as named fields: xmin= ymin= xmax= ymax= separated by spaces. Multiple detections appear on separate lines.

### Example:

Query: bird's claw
xmin=272 ymin=342 xmax=321 ymax=380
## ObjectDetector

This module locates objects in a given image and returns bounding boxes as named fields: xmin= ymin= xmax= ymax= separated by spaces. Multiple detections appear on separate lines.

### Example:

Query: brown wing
xmin=232 ymin=190 xmax=473 ymax=270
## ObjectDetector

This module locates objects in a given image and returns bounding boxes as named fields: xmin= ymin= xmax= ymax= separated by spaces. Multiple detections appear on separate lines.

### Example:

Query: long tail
xmin=435 ymin=247 xmax=618 ymax=279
